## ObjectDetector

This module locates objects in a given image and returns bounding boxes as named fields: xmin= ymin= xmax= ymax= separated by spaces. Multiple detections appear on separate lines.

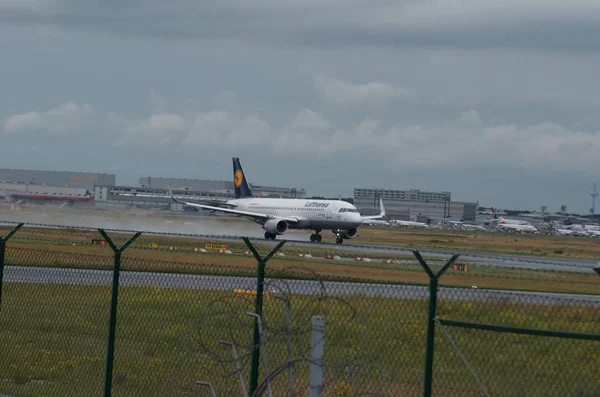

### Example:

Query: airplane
xmin=493 ymin=217 xmax=532 ymax=226
xmin=169 ymin=157 xmax=385 ymax=244
xmin=460 ymin=223 xmax=487 ymax=231
xmin=490 ymin=217 xmax=538 ymax=233
xmin=555 ymin=224 xmax=600 ymax=237
xmin=388 ymin=216 xmax=429 ymax=228
xmin=447 ymin=220 xmax=487 ymax=231
xmin=496 ymin=223 xmax=539 ymax=233
xmin=362 ymin=218 xmax=391 ymax=226
xmin=390 ymin=219 xmax=429 ymax=228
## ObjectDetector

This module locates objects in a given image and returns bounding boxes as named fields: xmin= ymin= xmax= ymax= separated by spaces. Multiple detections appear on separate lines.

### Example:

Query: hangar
xmin=354 ymin=187 xmax=478 ymax=222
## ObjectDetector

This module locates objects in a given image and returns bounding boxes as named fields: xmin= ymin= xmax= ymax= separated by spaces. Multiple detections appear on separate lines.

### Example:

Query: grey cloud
xmin=2 ymin=98 xmax=600 ymax=170
xmin=2 ymin=100 xmax=599 ymax=212
xmin=148 ymin=90 xmax=169 ymax=114
xmin=2 ymin=1 xmax=600 ymax=51
xmin=8 ymin=100 xmax=598 ymax=173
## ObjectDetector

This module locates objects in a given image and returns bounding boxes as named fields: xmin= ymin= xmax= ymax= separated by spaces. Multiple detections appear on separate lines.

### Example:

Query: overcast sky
xmin=1 ymin=1 xmax=600 ymax=213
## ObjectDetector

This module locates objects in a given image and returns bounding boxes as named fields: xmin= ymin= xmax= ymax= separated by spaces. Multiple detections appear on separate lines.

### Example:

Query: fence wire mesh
xmin=0 ymin=223 xmax=598 ymax=397
xmin=433 ymin=321 xmax=600 ymax=397
xmin=0 ymin=226 xmax=114 ymax=396
xmin=433 ymin=283 xmax=600 ymax=397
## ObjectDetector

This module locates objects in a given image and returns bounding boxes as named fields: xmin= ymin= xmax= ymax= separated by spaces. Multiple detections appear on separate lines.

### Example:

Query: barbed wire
xmin=171 ymin=266 xmax=404 ymax=396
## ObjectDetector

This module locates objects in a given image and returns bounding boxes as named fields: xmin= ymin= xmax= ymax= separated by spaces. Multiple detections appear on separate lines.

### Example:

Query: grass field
xmin=0 ymin=282 xmax=598 ymax=397
xmin=1 ymin=219 xmax=599 ymax=396
xmin=4 ymin=207 xmax=600 ymax=260
xmin=355 ymin=226 xmax=600 ymax=259
xmin=2 ymin=225 xmax=600 ymax=295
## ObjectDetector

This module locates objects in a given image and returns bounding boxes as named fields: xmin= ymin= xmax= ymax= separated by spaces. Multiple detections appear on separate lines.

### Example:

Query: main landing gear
xmin=264 ymin=232 xmax=277 ymax=240
xmin=309 ymin=229 xmax=322 ymax=243
xmin=309 ymin=229 xmax=344 ymax=244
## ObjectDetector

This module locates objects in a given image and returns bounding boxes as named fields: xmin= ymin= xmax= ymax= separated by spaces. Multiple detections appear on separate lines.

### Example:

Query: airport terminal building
xmin=0 ymin=169 xmax=115 ymax=206
xmin=0 ymin=169 xmax=115 ymax=190
xmin=138 ymin=177 xmax=305 ymax=199
xmin=0 ymin=168 xmax=305 ymax=211
xmin=1 ymin=168 xmax=476 ymax=221
xmin=354 ymin=187 xmax=478 ymax=222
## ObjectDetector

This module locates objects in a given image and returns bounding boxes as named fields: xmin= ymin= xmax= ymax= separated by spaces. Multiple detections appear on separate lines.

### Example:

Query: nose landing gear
xmin=331 ymin=228 xmax=345 ymax=244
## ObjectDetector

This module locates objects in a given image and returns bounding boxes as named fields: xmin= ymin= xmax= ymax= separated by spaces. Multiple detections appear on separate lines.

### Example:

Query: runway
xmin=4 ymin=221 xmax=597 ymax=274
xmin=4 ymin=265 xmax=600 ymax=306
xmin=1 ymin=208 xmax=600 ymax=274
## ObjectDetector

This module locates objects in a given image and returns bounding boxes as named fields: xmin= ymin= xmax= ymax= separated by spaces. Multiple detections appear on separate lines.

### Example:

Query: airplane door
xmin=326 ymin=205 xmax=333 ymax=219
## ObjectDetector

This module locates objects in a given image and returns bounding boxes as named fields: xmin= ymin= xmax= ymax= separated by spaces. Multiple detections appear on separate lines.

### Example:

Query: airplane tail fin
xmin=361 ymin=198 xmax=386 ymax=220
xmin=232 ymin=157 xmax=254 ymax=199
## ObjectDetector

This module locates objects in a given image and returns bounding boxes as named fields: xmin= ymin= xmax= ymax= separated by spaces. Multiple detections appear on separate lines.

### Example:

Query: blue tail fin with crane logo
xmin=232 ymin=157 xmax=254 ymax=199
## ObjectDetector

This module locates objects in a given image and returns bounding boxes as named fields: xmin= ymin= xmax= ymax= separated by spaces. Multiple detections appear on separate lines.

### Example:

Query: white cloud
xmin=272 ymin=108 xmax=331 ymax=153
xmin=268 ymin=109 xmax=600 ymax=171
xmin=1 ymin=102 xmax=95 ymax=135
xmin=113 ymin=113 xmax=186 ymax=147
xmin=183 ymin=110 xmax=271 ymax=148
xmin=5 ymin=100 xmax=600 ymax=172
xmin=311 ymin=74 xmax=413 ymax=106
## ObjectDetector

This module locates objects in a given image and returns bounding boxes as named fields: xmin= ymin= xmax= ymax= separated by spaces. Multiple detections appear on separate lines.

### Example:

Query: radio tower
xmin=591 ymin=181 xmax=598 ymax=216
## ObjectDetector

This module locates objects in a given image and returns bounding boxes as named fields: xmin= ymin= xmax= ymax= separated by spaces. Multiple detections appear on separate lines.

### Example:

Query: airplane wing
xmin=196 ymin=199 xmax=238 ymax=208
xmin=169 ymin=189 xmax=300 ymax=224
xmin=361 ymin=198 xmax=386 ymax=220
xmin=167 ymin=191 xmax=238 ymax=208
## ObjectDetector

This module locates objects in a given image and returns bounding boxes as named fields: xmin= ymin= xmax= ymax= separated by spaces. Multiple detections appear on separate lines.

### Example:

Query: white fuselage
xmin=496 ymin=223 xmax=538 ymax=233
xmin=494 ymin=217 xmax=531 ymax=225
xmin=227 ymin=198 xmax=363 ymax=230
xmin=362 ymin=219 xmax=391 ymax=226
xmin=490 ymin=217 xmax=537 ymax=233
xmin=390 ymin=220 xmax=429 ymax=228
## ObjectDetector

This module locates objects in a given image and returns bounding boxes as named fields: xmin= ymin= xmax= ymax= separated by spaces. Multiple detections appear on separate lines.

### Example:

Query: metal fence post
xmin=242 ymin=237 xmax=286 ymax=397
xmin=309 ymin=315 xmax=325 ymax=397
xmin=99 ymin=229 xmax=142 ymax=397
xmin=0 ymin=223 xmax=23 ymax=312
xmin=413 ymin=250 xmax=459 ymax=397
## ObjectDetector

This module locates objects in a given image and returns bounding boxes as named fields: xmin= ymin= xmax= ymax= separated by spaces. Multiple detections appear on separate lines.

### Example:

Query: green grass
xmin=5 ymin=213 xmax=600 ymax=261
xmin=6 ymin=243 xmax=600 ymax=295
xmin=6 ymin=229 xmax=427 ymax=262
xmin=0 ymin=281 xmax=598 ymax=397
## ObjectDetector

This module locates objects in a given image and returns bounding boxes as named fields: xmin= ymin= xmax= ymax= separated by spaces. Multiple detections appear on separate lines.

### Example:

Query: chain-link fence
xmin=0 ymin=222 xmax=599 ymax=397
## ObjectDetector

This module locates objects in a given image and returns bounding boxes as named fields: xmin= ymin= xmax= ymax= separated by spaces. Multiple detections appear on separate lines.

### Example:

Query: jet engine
xmin=263 ymin=219 xmax=289 ymax=235
xmin=339 ymin=228 xmax=358 ymax=239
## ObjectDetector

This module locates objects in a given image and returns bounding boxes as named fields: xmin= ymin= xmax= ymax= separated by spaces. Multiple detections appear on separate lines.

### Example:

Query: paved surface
xmin=4 ymin=266 xmax=599 ymax=306
xmin=2 ymin=216 xmax=599 ymax=273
